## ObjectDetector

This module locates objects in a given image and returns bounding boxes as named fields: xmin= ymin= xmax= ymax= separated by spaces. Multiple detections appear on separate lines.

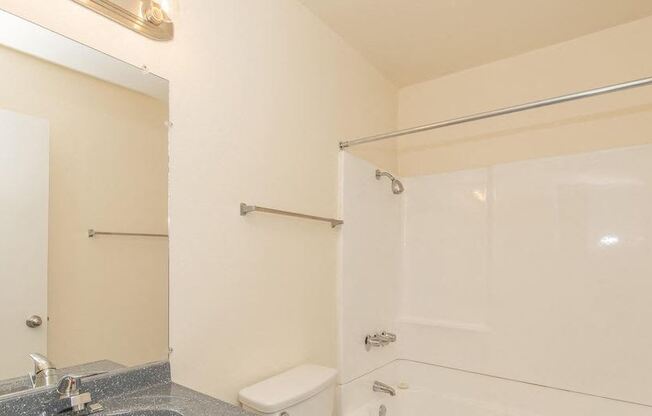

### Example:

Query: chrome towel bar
xmin=88 ymin=229 xmax=168 ymax=238
xmin=240 ymin=203 xmax=343 ymax=228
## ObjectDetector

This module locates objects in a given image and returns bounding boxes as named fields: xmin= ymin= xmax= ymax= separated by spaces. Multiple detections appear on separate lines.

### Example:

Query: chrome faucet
xmin=378 ymin=332 xmax=397 ymax=343
xmin=29 ymin=353 xmax=57 ymax=387
xmin=373 ymin=381 xmax=396 ymax=396
xmin=57 ymin=375 xmax=104 ymax=414
xmin=365 ymin=331 xmax=397 ymax=351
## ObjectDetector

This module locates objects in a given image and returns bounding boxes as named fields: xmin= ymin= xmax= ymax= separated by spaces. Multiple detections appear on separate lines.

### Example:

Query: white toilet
xmin=238 ymin=364 xmax=337 ymax=416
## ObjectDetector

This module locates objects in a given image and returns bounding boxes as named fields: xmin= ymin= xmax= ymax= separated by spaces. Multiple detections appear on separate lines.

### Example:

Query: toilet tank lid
xmin=238 ymin=364 xmax=337 ymax=413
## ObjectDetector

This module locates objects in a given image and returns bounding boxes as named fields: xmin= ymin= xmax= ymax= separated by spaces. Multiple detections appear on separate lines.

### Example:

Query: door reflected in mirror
xmin=0 ymin=9 xmax=169 ymax=395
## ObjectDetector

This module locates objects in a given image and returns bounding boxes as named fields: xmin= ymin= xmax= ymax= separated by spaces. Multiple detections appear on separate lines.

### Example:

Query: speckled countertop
xmin=0 ymin=361 xmax=252 ymax=416
xmin=0 ymin=360 xmax=125 ymax=397
xmin=99 ymin=382 xmax=252 ymax=416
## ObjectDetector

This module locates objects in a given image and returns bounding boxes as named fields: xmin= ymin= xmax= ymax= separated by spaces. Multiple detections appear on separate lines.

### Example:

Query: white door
xmin=0 ymin=109 xmax=49 ymax=379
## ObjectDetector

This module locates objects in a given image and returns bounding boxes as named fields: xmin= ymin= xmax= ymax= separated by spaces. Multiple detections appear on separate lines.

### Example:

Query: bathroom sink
xmin=1 ymin=362 xmax=251 ymax=416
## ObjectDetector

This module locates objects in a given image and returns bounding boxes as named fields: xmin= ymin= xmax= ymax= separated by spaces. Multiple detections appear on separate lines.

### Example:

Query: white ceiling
xmin=301 ymin=0 xmax=652 ymax=87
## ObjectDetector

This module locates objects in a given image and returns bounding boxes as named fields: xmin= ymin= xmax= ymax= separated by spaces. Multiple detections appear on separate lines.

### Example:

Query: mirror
xmin=0 ymin=10 xmax=169 ymax=395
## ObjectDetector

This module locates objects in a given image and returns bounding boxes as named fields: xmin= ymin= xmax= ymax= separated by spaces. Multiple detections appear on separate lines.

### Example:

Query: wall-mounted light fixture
xmin=71 ymin=0 xmax=175 ymax=41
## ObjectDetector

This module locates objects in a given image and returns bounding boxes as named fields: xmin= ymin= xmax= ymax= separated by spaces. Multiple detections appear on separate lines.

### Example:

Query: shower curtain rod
xmin=339 ymin=76 xmax=652 ymax=150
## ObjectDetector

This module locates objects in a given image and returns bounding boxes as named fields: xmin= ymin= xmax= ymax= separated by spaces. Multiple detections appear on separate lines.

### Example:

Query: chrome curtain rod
xmin=339 ymin=76 xmax=652 ymax=149
xmin=88 ymin=229 xmax=168 ymax=238
xmin=240 ymin=203 xmax=343 ymax=228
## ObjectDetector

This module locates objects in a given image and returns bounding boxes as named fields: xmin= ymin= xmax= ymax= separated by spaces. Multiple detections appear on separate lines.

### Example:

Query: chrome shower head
xmin=375 ymin=169 xmax=404 ymax=194
xmin=391 ymin=178 xmax=404 ymax=194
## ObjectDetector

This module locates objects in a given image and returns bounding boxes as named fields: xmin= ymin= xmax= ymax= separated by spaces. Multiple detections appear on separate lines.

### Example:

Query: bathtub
xmin=349 ymin=394 xmax=507 ymax=416
xmin=339 ymin=360 xmax=651 ymax=416
xmin=348 ymin=384 xmax=527 ymax=416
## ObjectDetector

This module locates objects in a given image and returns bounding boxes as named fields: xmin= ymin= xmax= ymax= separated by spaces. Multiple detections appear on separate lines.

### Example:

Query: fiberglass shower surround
xmin=340 ymin=143 xmax=652 ymax=414
xmin=337 ymin=75 xmax=652 ymax=416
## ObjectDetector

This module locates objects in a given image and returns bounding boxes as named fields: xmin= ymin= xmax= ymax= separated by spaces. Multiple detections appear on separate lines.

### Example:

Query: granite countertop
xmin=99 ymin=382 xmax=251 ymax=416
xmin=0 ymin=360 xmax=125 ymax=397
xmin=0 ymin=361 xmax=252 ymax=416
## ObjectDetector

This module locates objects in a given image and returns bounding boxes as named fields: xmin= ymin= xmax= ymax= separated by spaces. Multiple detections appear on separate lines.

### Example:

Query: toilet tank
xmin=238 ymin=364 xmax=337 ymax=416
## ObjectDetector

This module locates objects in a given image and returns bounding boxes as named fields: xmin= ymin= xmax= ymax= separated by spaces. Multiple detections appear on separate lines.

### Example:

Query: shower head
xmin=375 ymin=169 xmax=404 ymax=194
xmin=391 ymin=177 xmax=405 ymax=194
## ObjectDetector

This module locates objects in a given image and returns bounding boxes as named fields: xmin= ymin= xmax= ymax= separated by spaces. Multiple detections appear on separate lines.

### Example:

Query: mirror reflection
xmin=0 ymin=10 xmax=169 ymax=396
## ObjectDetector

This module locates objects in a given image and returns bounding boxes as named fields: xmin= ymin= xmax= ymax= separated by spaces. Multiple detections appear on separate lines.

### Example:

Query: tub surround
xmin=340 ymin=144 xmax=652 ymax=414
xmin=0 ymin=361 xmax=251 ymax=416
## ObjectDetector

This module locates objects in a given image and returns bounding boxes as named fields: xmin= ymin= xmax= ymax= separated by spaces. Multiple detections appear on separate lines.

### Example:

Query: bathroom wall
xmin=399 ymin=144 xmax=652 ymax=407
xmin=0 ymin=44 xmax=169 ymax=368
xmin=338 ymin=153 xmax=401 ymax=384
xmin=397 ymin=15 xmax=652 ymax=176
xmin=0 ymin=0 xmax=397 ymax=403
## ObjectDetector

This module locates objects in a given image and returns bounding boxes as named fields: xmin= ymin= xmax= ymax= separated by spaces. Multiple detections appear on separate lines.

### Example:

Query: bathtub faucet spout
xmin=373 ymin=381 xmax=396 ymax=396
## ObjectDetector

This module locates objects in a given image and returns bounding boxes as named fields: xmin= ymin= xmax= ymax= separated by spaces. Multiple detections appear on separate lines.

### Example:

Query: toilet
xmin=238 ymin=364 xmax=337 ymax=416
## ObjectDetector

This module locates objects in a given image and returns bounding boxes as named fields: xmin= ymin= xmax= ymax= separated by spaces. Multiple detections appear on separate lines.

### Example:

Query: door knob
xmin=26 ymin=315 xmax=43 ymax=328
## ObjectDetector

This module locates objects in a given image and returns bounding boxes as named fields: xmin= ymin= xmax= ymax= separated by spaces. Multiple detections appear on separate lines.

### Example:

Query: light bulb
xmin=156 ymin=0 xmax=178 ymax=19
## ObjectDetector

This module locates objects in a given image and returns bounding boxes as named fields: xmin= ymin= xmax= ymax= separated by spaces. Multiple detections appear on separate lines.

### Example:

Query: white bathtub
xmin=345 ymin=382 xmax=507 ymax=416
xmin=339 ymin=360 xmax=651 ymax=416
xmin=348 ymin=394 xmax=506 ymax=416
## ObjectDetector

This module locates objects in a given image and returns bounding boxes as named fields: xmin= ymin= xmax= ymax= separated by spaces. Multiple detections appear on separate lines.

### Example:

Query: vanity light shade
xmin=71 ymin=0 xmax=174 ymax=41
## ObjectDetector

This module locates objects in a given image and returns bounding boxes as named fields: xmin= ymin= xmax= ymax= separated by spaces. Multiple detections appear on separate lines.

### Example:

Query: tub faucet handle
xmin=365 ymin=333 xmax=385 ymax=350
xmin=365 ymin=331 xmax=397 ymax=350
xmin=379 ymin=332 xmax=397 ymax=343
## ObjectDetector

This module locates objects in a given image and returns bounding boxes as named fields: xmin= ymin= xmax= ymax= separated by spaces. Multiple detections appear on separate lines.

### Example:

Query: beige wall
xmin=0 ymin=0 xmax=397 ymax=403
xmin=397 ymin=16 xmax=652 ymax=176
xmin=164 ymin=2 xmax=395 ymax=402
xmin=0 ymin=44 xmax=169 ymax=368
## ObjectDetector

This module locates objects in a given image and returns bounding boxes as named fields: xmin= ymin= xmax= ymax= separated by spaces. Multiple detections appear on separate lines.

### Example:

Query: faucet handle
xmin=365 ymin=331 xmax=397 ymax=351
xmin=379 ymin=332 xmax=397 ymax=342
xmin=57 ymin=375 xmax=82 ymax=397
xmin=365 ymin=334 xmax=385 ymax=350
xmin=57 ymin=371 xmax=107 ymax=397
xmin=57 ymin=373 xmax=106 ymax=414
